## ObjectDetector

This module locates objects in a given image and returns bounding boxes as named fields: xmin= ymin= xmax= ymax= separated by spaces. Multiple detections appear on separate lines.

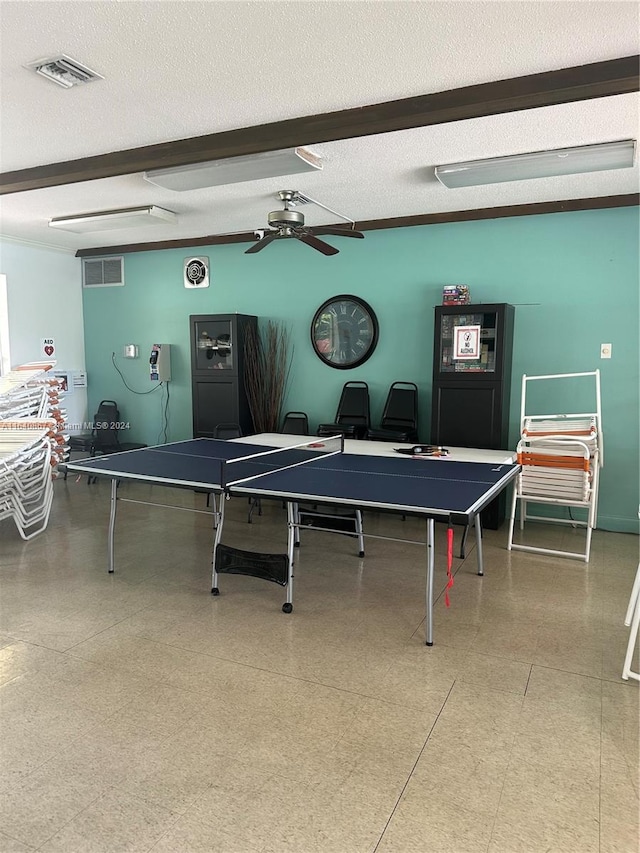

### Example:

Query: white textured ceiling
xmin=0 ymin=0 xmax=638 ymax=253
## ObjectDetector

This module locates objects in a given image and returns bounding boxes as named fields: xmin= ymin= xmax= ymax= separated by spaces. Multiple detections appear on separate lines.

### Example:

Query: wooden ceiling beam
xmin=75 ymin=193 xmax=640 ymax=257
xmin=2 ymin=55 xmax=638 ymax=195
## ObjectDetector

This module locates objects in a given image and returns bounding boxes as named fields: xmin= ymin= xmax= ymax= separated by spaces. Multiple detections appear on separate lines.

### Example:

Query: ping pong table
xmin=66 ymin=435 xmax=519 ymax=645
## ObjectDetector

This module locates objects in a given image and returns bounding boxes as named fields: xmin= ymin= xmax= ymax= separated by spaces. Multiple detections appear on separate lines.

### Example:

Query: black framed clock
xmin=311 ymin=295 xmax=379 ymax=369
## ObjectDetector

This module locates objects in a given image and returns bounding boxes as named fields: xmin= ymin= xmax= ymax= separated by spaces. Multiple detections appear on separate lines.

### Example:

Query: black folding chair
xmin=213 ymin=423 xmax=243 ymax=440
xmin=317 ymin=382 xmax=370 ymax=439
xmin=87 ymin=400 xmax=146 ymax=483
xmin=281 ymin=412 xmax=309 ymax=435
xmin=366 ymin=381 xmax=419 ymax=443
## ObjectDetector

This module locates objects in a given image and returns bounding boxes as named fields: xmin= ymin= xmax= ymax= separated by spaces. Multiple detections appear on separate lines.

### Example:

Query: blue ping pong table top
xmin=67 ymin=438 xmax=266 ymax=488
xmin=67 ymin=437 xmax=519 ymax=520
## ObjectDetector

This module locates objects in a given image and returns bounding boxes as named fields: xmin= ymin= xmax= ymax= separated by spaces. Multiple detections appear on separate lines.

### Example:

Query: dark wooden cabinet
xmin=430 ymin=303 xmax=515 ymax=528
xmin=190 ymin=314 xmax=257 ymax=438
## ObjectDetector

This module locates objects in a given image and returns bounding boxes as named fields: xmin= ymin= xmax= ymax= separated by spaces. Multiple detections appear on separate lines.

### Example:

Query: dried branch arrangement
xmin=244 ymin=321 xmax=292 ymax=433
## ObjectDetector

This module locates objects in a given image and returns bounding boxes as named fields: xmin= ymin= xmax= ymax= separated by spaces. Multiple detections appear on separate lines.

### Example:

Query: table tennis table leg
xmin=425 ymin=518 xmax=434 ymax=646
xmin=475 ymin=514 xmax=484 ymax=576
xmin=355 ymin=509 xmax=365 ymax=558
xmin=108 ymin=478 xmax=118 ymax=573
xmin=292 ymin=502 xmax=300 ymax=548
xmin=210 ymin=494 xmax=227 ymax=595
xmin=458 ymin=524 xmax=469 ymax=559
xmin=284 ymin=502 xmax=296 ymax=613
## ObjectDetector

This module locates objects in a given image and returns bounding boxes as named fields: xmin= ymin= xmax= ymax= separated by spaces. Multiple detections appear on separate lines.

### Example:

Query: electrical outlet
xmin=600 ymin=343 xmax=612 ymax=359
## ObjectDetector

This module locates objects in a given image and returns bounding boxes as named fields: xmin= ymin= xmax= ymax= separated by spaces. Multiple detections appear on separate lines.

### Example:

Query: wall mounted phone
xmin=150 ymin=344 xmax=171 ymax=381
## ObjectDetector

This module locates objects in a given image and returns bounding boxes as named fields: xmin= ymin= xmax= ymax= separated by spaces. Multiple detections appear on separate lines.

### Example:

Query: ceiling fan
xmin=245 ymin=190 xmax=365 ymax=255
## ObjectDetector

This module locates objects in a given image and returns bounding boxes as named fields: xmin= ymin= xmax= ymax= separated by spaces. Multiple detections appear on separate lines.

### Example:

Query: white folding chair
xmin=0 ymin=429 xmax=54 ymax=540
xmin=507 ymin=436 xmax=598 ymax=562
xmin=507 ymin=371 xmax=603 ymax=564
xmin=622 ymin=562 xmax=640 ymax=682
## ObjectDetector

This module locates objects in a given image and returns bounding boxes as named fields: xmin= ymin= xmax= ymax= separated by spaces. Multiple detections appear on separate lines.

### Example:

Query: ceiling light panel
xmin=434 ymin=140 xmax=636 ymax=188
xmin=48 ymin=206 xmax=177 ymax=233
xmin=144 ymin=147 xmax=322 ymax=191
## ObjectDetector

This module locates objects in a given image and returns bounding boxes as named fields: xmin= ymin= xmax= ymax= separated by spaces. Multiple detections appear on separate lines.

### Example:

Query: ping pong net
xmin=220 ymin=435 xmax=343 ymax=491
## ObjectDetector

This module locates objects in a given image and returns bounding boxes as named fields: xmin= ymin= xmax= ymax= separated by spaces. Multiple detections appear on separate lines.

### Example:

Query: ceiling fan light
xmin=143 ymin=147 xmax=322 ymax=191
xmin=434 ymin=140 xmax=636 ymax=188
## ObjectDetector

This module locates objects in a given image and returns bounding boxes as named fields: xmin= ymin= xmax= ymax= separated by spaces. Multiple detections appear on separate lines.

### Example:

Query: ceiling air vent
xmin=82 ymin=257 xmax=124 ymax=288
xmin=26 ymin=54 xmax=103 ymax=88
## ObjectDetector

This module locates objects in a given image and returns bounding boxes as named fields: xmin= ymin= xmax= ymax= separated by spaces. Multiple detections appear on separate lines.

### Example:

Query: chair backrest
xmin=281 ymin=412 xmax=309 ymax=435
xmin=381 ymin=382 xmax=418 ymax=429
xmin=214 ymin=423 xmax=242 ymax=439
xmin=335 ymin=382 xmax=370 ymax=428
xmin=92 ymin=400 xmax=121 ymax=453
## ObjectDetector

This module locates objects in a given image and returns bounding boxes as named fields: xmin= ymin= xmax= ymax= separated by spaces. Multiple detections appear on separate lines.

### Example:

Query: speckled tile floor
xmin=0 ymin=476 xmax=638 ymax=852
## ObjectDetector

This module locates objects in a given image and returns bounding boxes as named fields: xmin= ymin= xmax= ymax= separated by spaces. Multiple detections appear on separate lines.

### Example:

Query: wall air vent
xmin=26 ymin=54 xmax=103 ymax=88
xmin=82 ymin=257 xmax=124 ymax=288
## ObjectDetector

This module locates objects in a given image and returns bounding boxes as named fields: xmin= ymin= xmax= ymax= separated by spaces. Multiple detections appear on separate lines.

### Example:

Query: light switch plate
xmin=600 ymin=343 xmax=612 ymax=359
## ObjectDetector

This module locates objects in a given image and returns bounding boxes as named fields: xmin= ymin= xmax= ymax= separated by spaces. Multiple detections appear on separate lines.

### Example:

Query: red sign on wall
xmin=41 ymin=337 xmax=56 ymax=358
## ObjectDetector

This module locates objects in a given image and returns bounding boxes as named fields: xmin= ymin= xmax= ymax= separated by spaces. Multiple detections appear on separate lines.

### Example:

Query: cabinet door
xmin=431 ymin=383 xmax=501 ymax=449
xmin=434 ymin=304 xmax=513 ymax=383
xmin=192 ymin=379 xmax=238 ymax=438
xmin=192 ymin=318 xmax=235 ymax=373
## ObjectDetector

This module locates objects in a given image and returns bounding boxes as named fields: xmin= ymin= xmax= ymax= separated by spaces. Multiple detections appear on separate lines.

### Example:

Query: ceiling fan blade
xmin=245 ymin=233 xmax=278 ymax=254
xmin=312 ymin=227 xmax=365 ymax=239
xmin=297 ymin=233 xmax=339 ymax=256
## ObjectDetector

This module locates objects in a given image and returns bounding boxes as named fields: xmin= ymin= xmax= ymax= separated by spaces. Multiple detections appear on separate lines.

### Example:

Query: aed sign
xmin=41 ymin=337 xmax=56 ymax=358
xmin=453 ymin=325 xmax=481 ymax=360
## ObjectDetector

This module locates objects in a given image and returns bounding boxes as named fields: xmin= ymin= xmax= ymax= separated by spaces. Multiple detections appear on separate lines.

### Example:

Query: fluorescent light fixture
xmin=434 ymin=140 xmax=636 ymax=188
xmin=143 ymin=147 xmax=322 ymax=191
xmin=49 ymin=206 xmax=177 ymax=233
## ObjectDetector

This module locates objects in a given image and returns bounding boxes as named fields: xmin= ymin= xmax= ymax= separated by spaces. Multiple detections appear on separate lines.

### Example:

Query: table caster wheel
xmin=282 ymin=602 xmax=293 ymax=613
xmin=358 ymin=551 xmax=365 ymax=558
xmin=211 ymin=587 xmax=220 ymax=596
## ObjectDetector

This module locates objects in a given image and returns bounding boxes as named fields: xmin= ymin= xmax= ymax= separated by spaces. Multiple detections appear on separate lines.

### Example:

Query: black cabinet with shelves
xmin=190 ymin=314 xmax=257 ymax=438
xmin=431 ymin=303 xmax=515 ymax=528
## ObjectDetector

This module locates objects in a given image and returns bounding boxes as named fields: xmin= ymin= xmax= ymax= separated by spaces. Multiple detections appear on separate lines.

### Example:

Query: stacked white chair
xmin=0 ymin=426 xmax=54 ymax=539
xmin=0 ymin=362 xmax=68 ymax=476
xmin=0 ymin=361 xmax=61 ymax=540
xmin=507 ymin=371 xmax=603 ymax=563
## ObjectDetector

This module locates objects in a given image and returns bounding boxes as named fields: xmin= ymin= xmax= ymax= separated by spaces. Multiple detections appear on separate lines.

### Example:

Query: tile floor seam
xmin=481 ymin=664 xmax=531 ymax=853
xmin=164 ymin=656 xmax=428 ymax=709
xmin=370 ymin=680 xmax=456 ymax=853
xmin=43 ymin=788 xmax=110 ymax=850
xmin=57 ymin=608 xmax=159 ymax=654
xmin=0 ymin=829 xmax=37 ymax=852
xmin=20 ymin=713 xmax=188 ymax=794
xmin=33 ymin=784 xmax=184 ymax=853
xmin=533 ymin=662 xmax=607 ymax=686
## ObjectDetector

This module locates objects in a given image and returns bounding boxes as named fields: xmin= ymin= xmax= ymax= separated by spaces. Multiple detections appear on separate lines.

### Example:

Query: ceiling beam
xmin=75 ymin=193 xmax=639 ymax=257
xmin=2 ymin=55 xmax=638 ymax=195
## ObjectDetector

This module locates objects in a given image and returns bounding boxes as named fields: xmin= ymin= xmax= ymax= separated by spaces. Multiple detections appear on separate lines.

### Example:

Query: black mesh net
xmin=215 ymin=544 xmax=289 ymax=586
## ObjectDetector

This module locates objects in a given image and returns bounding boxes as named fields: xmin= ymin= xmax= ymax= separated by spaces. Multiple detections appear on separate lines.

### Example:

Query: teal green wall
xmin=82 ymin=206 xmax=639 ymax=532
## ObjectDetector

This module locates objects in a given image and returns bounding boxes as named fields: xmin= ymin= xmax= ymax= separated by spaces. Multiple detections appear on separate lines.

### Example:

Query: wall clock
xmin=311 ymin=295 xmax=379 ymax=369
